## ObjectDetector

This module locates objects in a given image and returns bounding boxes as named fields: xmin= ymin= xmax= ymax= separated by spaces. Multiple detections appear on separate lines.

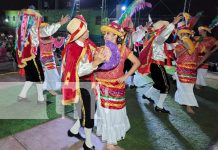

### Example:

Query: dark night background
xmin=0 ymin=0 xmax=217 ymax=19
xmin=0 ymin=0 xmax=217 ymax=32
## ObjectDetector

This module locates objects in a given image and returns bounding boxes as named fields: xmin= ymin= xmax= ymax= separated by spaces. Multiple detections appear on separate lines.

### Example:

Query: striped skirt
xmin=95 ymin=81 xmax=130 ymax=144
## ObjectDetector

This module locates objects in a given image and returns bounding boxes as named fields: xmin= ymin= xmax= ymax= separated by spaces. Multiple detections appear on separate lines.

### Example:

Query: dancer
xmin=39 ymin=23 xmax=65 ymax=95
xmin=95 ymin=21 xmax=140 ymax=150
xmin=195 ymin=26 xmax=217 ymax=89
xmin=16 ymin=8 xmax=69 ymax=103
xmin=62 ymin=15 xmax=106 ymax=150
xmin=137 ymin=15 xmax=181 ymax=114
xmin=174 ymin=25 xmax=199 ymax=114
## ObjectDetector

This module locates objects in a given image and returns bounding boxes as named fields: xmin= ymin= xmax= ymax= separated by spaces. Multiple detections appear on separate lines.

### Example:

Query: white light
xmin=5 ymin=18 xmax=9 ymax=22
xmin=121 ymin=6 xmax=126 ymax=11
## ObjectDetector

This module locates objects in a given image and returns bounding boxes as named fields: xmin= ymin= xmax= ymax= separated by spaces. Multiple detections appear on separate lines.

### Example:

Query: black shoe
xmin=83 ymin=142 xmax=95 ymax=150
xmin=130 ymin=85 xmax=136 ymax=89
xmin=67 ymin=130 xmax=85 ymax=141
xmin=142 ymin=95 xmax=155 ymax=104
xmin=155 ymin=106 xmax=170 ymax=114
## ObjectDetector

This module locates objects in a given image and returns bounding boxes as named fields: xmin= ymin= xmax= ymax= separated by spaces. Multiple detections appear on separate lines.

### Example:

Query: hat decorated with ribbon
xmin=67 ymin=15 xmax=87 ymax=43
xmin=101 ymin=21 xmax=125 ymax=37
xmin=198 ymin=26 xmax=211 ymax=33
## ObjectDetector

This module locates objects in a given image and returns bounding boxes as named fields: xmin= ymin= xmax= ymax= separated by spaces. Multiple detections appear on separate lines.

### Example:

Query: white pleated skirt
xmin=95 ymin=85 xmax=130 ymax=145
xmin=43 ymin=68 xmax=61 ymax=91
xmin=175 ymin=73 xmax=198 ymax=107
xmin=196 ymin=68 xmax=208 ymax=86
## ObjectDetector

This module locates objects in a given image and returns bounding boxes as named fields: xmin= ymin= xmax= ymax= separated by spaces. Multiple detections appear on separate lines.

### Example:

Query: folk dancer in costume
xmin=136 ymin=15 xmax=181 ymax=114
xmin=95 ymin=22 xmax=141 ymax=150
xmin=174 ymin=24 xmax=199 ymax=114
xmin=16 ymin=8 xmax=69 ymax=103
xmin=195 ymin=26 xmax=218 ymax=89
xmin=62 ymin=15 xmax=106 ymax=150
xmin=39 ymin=23 xmax=66 ymax=95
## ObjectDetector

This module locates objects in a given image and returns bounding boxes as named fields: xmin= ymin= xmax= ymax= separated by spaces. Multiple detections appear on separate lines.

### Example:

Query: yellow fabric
xmin=101 ymin=26 xmax=124 ymax=37
xmin=177 ymin=29 xmax=194 ymax=36
xmin=182 ymin=37 xmax=195 ymax=54
xmin=40 ymin=22 xmax=49 ymax=28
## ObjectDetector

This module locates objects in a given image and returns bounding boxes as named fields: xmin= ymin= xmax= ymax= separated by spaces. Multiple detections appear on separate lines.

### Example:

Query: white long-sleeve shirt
xmin=132 ymin=23 xmax=175 ymax=62
xmin=75 ymin=40 xmax=96 ymax=77
xmin=152 ymin=23 xmax=175 ymax=61
xmin=30 ymin=22 xmax=61 ymax=47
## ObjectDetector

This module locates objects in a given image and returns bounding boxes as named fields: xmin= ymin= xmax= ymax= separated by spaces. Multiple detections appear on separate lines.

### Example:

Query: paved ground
xmin=0 ymin=118 xmax=105 ymax=150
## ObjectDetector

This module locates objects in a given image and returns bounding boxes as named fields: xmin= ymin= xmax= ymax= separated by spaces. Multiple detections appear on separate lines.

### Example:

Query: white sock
xmin=145 ymin=86 xmax=157 ymax=98
xmin=19 ymin=81 xmax=33 ymax=98
xmin=70 ymin=119 xmax=81 ymax=134
xmin=156 ymin=94 xmax=167 ymax=109
xmin=36 ymin=83 xmax=44 ymax=101
xmin=84 ymin=128 xmax=93 ymax=148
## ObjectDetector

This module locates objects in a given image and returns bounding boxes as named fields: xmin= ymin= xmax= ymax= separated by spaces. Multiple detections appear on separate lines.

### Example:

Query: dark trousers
xmin=76 ymin=80 xmax=95 ymax=129
xmin=24 ymin=51 xmax=44 ymax=82
xmin=150 ymin=63 xmax=170 ymax=93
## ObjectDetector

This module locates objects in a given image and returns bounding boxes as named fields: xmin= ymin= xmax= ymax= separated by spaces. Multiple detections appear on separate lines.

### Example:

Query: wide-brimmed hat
xmin=152 ymin=20 xmax=169 ymax=31
xmin=101 ymin=22 xmax=125 ymax=37
xmin=67 ymin=15 xmax=87 ymax=42
xmin=21 ymin=9 xmax=42 ymax=18
xmin=198 ymin=26 xmax=211 ymax=33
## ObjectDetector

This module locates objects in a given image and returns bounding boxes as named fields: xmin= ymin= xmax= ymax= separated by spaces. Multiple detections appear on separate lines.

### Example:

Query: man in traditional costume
xmin=62 ymin=15 xmax=106 ymax=150
xmin=136 ymin=15 xmax=181 ymax=114
xmin=16 ymin=8 xmax=69 ymax=103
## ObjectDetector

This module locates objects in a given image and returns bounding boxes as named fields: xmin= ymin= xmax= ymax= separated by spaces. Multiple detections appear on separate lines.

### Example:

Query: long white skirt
xmin=95 ymin=86 xmax=130 ymax=145
xmin=196 ymin=68 xmax=208 ymax=86
xmin=43 ymin=68 xmax=61 ymax=91
xmin=175 ymin=73 xmax=198 ymax=107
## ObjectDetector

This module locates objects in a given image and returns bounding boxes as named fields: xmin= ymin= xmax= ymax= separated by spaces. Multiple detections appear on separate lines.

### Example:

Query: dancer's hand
xmin=92 ymin=49 xmax=106 ymax=68
xmin=173 ymin=15 xmax=182 ymax=25
xmin=60 ymin=15 xmax=70 ymax=25
xmin=117 ymin=75 xmax=128 ymax=83
xmin=91 ymin=82 xmax=96 ymax=89
xmin=104 ymin=46 xmax=112 ymax=61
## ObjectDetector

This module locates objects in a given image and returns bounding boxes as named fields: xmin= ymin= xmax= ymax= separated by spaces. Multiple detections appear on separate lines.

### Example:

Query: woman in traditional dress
xmin=95 ymin=22 xmax=140 ymax=150
xmin=39 ymin=23 xmax=65 ymax=95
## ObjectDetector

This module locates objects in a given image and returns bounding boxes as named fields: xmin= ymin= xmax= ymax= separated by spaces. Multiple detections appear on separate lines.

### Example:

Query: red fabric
xmin=81 ymin=39 xmax=97 ymax=82
xmin=175 ymin=44 xmax=198 ymax=83
xmin=196 ymin=36 xmax=216 ymax=69
xmin=62 ymin=42 xmax=83 ymax=104
xmin=164 ymin=43 xmax=174 ymax=66
xmin=16 ymin=27 xmax=35 ymax=68
xmin=62 ymin=39 xmax=96 ymax=104
xmin=138 ymin=36 xmax=155 ymax=74
xmin=18 ymin=68 xmax=25 ymax=76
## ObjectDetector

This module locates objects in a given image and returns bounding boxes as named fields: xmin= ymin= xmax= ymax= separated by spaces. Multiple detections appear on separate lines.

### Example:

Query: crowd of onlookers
xmin=0 ymin=32 xmax=16 ymax=62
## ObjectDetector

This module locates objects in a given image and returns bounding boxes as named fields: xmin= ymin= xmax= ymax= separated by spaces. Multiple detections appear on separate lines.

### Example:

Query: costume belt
xmin=151 ymin=60 xmax=165 ymax=66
